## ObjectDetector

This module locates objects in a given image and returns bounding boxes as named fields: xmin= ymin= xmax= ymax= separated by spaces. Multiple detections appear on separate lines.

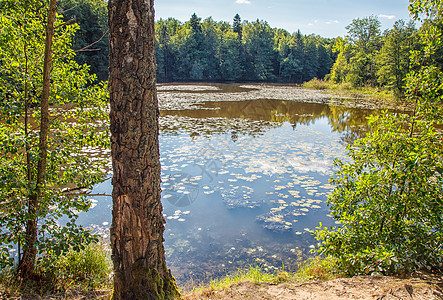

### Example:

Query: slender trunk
xmin=19 ymin=0 xmax=57 ymax=278
xmin=21 ymin=40 xmax=30 ymax=268
xmin=24 ymin=41 xmax=31 ymax=185
xmin=108 ymin=0 xmax=179 ymax=298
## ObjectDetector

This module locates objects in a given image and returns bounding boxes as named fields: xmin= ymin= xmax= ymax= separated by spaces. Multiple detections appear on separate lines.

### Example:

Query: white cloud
xmin=236 ymin=0 xmax=251 ymax=4
xmin=379 ymin=14 xmax=396 ymax=19
xmin=325 ymin=20 xmax=340 ymax=25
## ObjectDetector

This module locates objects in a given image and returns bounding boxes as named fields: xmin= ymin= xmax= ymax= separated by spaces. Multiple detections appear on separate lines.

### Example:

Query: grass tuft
xmin=302 ymin=78 xmax=330 ymax=90
xmin=0 ymin=242 xmax=113 ymax=298
xmin=293 ymin=256 xmax=341 ymax=282
xmin=190 ymin=256 xmax=342 ymax=297
xmin=52 ymin=242 xmax=113 ymax=291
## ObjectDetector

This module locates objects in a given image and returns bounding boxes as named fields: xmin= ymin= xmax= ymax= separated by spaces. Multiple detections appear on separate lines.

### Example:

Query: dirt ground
xmin=5 ymin=273 xmax=442 ymax=299
xmin=185 ymin=272 xmax=443 ymax=300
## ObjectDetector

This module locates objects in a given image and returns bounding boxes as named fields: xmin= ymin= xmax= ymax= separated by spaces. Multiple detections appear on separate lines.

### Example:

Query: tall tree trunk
xmin=18 ymin=0 xmax=57 ymax=279
xmin=108 ymin=0 xmax=179 ymax=299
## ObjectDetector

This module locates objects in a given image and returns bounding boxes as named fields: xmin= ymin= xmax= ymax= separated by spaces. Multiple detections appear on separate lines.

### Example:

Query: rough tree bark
xmin=108 ymin=0 xmax=179 ymax=299
xmin=18 ymin=0 xmax=57 ymax=279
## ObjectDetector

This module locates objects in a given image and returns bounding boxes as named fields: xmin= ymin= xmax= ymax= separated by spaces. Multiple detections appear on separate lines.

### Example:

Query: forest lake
xmin=76 ymin=83 xmax=381 ymax=287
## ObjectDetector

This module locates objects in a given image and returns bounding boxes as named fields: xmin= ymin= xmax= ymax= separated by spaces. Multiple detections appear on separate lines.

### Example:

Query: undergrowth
xmin=190 ymin=256 xmax=341 ymax=296
xmin=303 ymin=78 xmax=396 ymax=102
xmin=0 ymin=242 xmax=112 ymax=298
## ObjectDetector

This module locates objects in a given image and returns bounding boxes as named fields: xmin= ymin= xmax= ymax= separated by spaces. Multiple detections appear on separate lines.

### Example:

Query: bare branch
xmin=61 ymin=4 xmax=78 ymax=14
xmin=74 ymin=29 xmax=109 ymax=53
xmin=55 ymin=18 xmax=76 ymax=29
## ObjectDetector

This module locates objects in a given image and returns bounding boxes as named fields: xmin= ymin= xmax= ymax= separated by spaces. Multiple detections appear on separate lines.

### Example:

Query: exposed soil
xmin=6 ymin=272 xmax=441 ymax=299
xmin=185 ymin=272 xmax=443 ymax=300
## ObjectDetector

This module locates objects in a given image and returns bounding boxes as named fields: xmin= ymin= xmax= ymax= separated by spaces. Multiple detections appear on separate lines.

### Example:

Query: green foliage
xmin=377 ymin=20 xmax=417 ymax=98
xmin=0 ymin=0 xmax=109 ymax=269
xmin=190 ymin=13 xmax=202 ymax=33
xmin=316 ymin=113 xmax=443 ymax=275
xmin=52 ymin=243 xmax=112 ymax=290
xmin=316 ymin=0 xmax=443 ymax=276
xmin=243 ymin=20 xmax=276 ymax=80
xmin=348 ymin=52 xmax=377 ymax=87
xmin=346 ymin=16 xmax=381 ymax=55
xmin=154 ymin=14 xmax=334 ymax=83
xmin=328 ymin=15 xmax=420 ymax=95
xmin=232 ymin=13 xmax=242 ymax=41
xmin=345 ymin=16 xmax=381 ymax=87
xmin=59 ymin=0 xmax=109 ymax=81
xmin=329 ymin=38 xmax=351 ymax=83
xmin=0 ymin=242 xmax=112 ymax=295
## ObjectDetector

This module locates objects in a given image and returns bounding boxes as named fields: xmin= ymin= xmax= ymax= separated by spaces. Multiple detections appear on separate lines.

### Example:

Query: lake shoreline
xmin=2 ymin=84 xmax=429 ymax=299
xmin=158 ymin=82 xmax=406 ymax=111
xmin=185 ymin=270 xmax=443 ymax=300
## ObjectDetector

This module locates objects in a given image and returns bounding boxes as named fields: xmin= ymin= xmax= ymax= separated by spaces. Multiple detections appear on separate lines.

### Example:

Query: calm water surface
xmin=77 ymin=86 xmax=376 ymax=286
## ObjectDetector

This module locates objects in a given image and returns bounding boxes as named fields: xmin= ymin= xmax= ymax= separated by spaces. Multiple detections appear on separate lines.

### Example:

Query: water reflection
xmin=161 ymin=99 xmax=376 ymax=144
xmin=79 ymin=93 xmax=378 ymax=288
xmin=159 ymin=100 xmax=376 ymax=286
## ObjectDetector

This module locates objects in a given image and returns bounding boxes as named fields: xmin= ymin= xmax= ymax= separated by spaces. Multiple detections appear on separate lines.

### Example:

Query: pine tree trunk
xmin=108 ymin=0 xmax=179 ymax=299
xmin=18 ymin=0 xmax=57 ymax=279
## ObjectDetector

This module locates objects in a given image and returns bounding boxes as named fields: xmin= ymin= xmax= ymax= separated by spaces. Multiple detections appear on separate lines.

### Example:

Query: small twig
xmin=74 ymin=29 xmax=109 ymax=53
xmin=55 ymin=18 xmax=75 ymax=29
xmin=86 ymin=193 xmax=112 ymax=197
xmin=61 ymin=4 xmax=78 ymax=14
xmin=75 ymin=48 xmax=102 ymax=52
xmin=64 ymin=192 xmax=112 ymax=197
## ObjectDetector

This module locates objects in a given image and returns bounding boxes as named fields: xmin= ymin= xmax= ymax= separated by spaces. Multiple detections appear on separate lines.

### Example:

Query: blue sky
xmin=155 ymin=0 xmax=412 ymax=38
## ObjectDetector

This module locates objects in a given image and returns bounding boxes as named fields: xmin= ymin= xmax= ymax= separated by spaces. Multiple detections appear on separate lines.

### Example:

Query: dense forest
xmin=154 ymin=14 xmax=334 ymax=83
xmin=58 ymin=0 xmax=442 ymax=100
xmin=59 ymin=0 xmax=335 ymax=83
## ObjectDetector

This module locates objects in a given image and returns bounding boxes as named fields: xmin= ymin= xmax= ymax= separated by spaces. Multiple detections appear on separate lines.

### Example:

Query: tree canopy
xmin=155 ymin=14 xmax=334 ymax=83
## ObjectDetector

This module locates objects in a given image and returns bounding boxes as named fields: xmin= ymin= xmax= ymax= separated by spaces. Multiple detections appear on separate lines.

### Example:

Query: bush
xmin=315 ymin=113 xmax=443 ymax=276
xmin=51 ymin=242 xmax=112 ymax=290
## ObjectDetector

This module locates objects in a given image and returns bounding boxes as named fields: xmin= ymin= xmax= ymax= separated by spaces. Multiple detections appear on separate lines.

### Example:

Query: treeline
xmin=155 ymin=14 xmax=334 ymax=83
xmin=57 ymin=0 xmax=335 ymax=83
xmin=59 ymin=0 xmax=440 ymax=99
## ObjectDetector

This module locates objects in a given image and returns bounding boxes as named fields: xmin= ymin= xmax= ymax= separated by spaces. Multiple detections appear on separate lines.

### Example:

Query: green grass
xmin=52 ymin=242 xmax=113 ymax=291
xmin=0 ymin=242 xmax=113 ymax=298
xmin=293 ymin=256 xmax=341 ymax=282
xmin=302 ymin=78 xmax=396 ymax=103
xmin=190 ymin=256 xmax=342 ymax=296
xmin=2 ymin=247 xmax=343 ymax=299
xmin=206 ymin=266 xmax=277 ymax=291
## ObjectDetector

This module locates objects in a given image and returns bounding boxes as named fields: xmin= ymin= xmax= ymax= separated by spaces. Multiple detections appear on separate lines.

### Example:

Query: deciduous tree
xmin=0 ymin=0 xmax=109 ymax=276
xmin=376 ymin=20 xmax=417 ymax=98
xmin=316 ymin=0 xmax=443 ymax=275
